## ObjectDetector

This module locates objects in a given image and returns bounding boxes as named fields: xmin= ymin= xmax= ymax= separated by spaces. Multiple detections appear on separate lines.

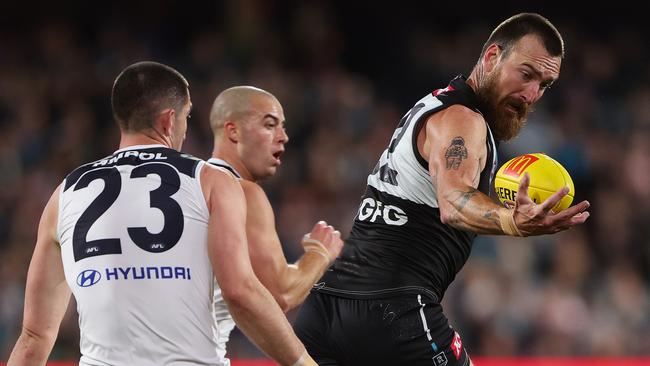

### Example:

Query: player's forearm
xmin=223 ymin=277 xmax=307 ymax=366
xmin=7 ymin=328 xmax=55 ymax=366
xmin=280 ymin=251 xmax=330 ymax=310
xmin=440 ymin=186 xmax=519 ymax=236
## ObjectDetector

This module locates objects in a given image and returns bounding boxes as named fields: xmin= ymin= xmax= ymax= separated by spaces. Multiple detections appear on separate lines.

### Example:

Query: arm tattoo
xmin=483 ymin=210 xmax=500 ymax=226
xmin=445 ymin=137 xmax=468 ymax=170
xmin=445 ymin=187 xmax=479 ymax=225
xmin=450 ymin=187 xmax=479 ymax=214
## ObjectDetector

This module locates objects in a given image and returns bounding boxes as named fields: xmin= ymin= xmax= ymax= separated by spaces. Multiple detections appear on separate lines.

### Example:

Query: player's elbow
xmin=12 ymin=325 xmax=57 ymax=362
xmin=220 ymin=277 xmax=257 ymax=308
xmin=438 ymin=201 xmax=457 ymax=226
xmin=267 ymin=286 xmax=295 ymax=312
xmin=24 ymin=323 xmax=58 ymax=345
xmin=253 ymin=280 xmax=291 ymax=312
xmin=276 ymin=293 xmax=292 ymax=313
xmin=279 ymin=289 xmax=308 ymax=312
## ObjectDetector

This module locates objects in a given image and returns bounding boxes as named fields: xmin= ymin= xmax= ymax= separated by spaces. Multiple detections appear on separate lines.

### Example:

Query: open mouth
xmin=505 ymin=103 xmax=523 ymax=116
xmin=272 ymin=150 xmax=284 ymax=163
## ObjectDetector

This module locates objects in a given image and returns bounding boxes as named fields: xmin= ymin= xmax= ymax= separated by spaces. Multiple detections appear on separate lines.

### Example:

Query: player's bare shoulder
xmin=201 ymin=163 xmax=240 ymax=187
xmin=240 ymin=180 xmax=268 ymax=204
xmin=239 ymin=180 xmax=275 ymax=226
xmin=432 ymin=104 xmax=486 ymax=133
xmin=200 ymin=163 xmax=245 ymax=211
xmin=423 ymin=104 xmax=487 ymax=159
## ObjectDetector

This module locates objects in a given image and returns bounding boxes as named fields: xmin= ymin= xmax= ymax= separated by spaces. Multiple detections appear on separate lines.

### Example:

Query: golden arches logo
xmin=502 ymin=154 xmax=539 ymax=178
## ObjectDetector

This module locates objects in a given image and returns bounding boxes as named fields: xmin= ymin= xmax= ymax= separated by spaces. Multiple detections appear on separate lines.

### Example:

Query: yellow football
xmin=494 ymin=153 xmax=574 ymax=212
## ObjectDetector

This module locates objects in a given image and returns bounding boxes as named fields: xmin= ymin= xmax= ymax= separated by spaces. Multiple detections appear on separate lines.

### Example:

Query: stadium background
xmin=1 ymin=0 xmax=649 ymax=363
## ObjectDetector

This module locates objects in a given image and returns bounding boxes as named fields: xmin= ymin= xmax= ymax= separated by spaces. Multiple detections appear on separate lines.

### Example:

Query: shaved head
xmin=209 ymin=85 xmax=287 ymax=181
xmin=209 ymin=86 xmax=278 ymax=136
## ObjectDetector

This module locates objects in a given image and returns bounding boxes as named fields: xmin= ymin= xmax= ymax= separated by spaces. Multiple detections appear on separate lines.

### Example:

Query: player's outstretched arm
xmin=427 ymin=106 xmax=589 ymax=236
xmin=242 ymin=180 xmax=342 ymax=311
xmin=8 ymin=185 xmax=72 ymax=366
xmin=202 ymin=166 xmax=316 ymax=366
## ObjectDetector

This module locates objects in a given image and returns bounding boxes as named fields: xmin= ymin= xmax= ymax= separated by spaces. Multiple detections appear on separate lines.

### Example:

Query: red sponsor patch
xmin=433 ymin=85 xmax=455 ymax=96
xmin=502 ymin=154 xmax=539 ymax=178
xmin=451 ymin=331 xmax=463 ymax=360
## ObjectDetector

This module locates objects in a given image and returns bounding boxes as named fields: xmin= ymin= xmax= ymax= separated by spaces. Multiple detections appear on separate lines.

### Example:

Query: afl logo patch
xmin=77 ymin=269 xmax=101 ymax=287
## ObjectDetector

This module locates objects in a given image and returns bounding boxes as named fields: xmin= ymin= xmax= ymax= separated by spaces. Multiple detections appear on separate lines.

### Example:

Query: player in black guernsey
xmin=294 ymin=13 xmax=590 ymax=366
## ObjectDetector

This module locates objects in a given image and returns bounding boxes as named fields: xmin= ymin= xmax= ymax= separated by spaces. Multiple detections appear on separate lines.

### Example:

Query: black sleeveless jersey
xmin=317 ymin=76 xmax=498 ymax=302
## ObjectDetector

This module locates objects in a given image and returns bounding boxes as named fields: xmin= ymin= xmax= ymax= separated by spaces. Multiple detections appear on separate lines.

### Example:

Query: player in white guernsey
xmin=295 ymin=14 xmax=591 ymax=365
xmin=8 ymin=62 xmax=318 ymax=366
xmin=206 ymin=86 xmax=344 ymax=364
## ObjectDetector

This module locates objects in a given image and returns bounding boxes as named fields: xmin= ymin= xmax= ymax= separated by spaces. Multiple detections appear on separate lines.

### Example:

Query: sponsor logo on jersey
xmin=432 ymin=84 xmax=455 ymax=97
xmin=92 ymin=150 xmax=168 ymax=167
xmin=357 ymin=197 xmax=408 ymax=226
xmin=451 ymin=331 xmax=463 ymax=360
xmin=76 ymin=266 xmax=192 ymax=287
xmin=105 ymin=266 xmax=192 ymax=281
xmin=77 ymin=269 xmax=102 ymax=287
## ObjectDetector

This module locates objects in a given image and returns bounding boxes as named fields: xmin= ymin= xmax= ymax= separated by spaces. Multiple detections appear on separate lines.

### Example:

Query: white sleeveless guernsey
xmin=58 ymin=145 xmax=227 ymax=366
xmin=205 ymin=158 xmax=240 ymax=366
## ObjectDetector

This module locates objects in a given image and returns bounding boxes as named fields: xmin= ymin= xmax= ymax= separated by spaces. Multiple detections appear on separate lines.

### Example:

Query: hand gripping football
xmin=494 ymin=153 xmax=574 ymax=212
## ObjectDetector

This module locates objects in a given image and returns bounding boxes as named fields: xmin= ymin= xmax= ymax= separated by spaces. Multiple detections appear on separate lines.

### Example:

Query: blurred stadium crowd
xmin=1 ymin=0 xmax=649 ymax=360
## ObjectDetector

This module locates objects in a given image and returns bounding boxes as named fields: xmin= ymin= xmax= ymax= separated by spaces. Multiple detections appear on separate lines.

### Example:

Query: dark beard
xmin=475 ymin=74 xmax=529 ymax=141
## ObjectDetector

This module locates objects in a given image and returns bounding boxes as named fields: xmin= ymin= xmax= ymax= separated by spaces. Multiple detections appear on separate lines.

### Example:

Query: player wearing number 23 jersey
xmin=8 ymin=61 xmax=316 ymax=366
xmin=58 ymin=145 xmax=220 ymax=366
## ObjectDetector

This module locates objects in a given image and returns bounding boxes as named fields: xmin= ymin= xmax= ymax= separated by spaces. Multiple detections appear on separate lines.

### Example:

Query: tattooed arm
xmin=421 ymin=105 xmax=506 ymax=234
xmin=419 ymin=105 xmax=590 ymax=236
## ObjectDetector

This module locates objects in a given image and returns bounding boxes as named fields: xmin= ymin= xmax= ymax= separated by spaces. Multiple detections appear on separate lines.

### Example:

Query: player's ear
xmin=482 ymin=43 xmax=502 ymax=73
xmin=158 ymin=108 xmax=175 ymax=137
xmin=224 ymin=121 xmax=239 ymax=143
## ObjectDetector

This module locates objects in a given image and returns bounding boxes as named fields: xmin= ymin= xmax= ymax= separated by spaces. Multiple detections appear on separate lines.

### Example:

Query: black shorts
xmin=294 ymin=291 xmax=470 ymax=366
